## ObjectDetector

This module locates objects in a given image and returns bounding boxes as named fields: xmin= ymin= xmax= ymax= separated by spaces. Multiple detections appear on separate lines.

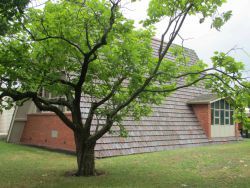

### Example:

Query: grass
xmin=1 ymin=141 xmax=250 ymax=188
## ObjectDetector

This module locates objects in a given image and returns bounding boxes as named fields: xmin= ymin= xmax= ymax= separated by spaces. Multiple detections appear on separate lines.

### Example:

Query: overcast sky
xmin=122 ymin=0 xmax=250 ymax=77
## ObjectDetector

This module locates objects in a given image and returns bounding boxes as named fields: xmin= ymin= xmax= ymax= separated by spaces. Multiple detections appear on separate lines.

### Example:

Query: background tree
xmin=0 ymin=0 xmax=248 ymax=176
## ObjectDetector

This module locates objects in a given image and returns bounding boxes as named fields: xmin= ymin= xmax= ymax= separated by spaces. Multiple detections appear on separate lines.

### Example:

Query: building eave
xmin=186 ymin=94 xmax=222 ymax=105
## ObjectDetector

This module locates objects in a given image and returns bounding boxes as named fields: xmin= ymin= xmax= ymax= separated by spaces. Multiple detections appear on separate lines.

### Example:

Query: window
xmin=211 ymin=99 xmax=234 ymax=125
xmin=37 ymin=88 xmax=69 ymax=113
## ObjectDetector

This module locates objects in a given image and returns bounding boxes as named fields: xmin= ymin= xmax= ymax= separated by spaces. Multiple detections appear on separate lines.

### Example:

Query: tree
xmin=0 ymin=0 xmax=30 ymax=35
xmin=0 ymin=0 xmax=248 ymax=176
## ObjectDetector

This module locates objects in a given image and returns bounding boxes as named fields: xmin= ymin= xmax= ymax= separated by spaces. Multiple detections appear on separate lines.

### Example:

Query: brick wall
xmin=20 ymin=102 xmax=212 ymax=157
xmin=20 ymin=113 xmax=75 ymax=151
xmin=191 ymin=104 xmax=211 ymax=138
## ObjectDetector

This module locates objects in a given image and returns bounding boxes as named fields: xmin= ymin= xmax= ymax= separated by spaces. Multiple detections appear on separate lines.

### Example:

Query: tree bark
xmin=74 ymin=132 xmax=96 ymax=176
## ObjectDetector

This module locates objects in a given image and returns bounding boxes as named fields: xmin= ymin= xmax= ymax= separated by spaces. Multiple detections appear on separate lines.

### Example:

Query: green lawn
xmin=1 ymin=141 xmax=250 ymax=188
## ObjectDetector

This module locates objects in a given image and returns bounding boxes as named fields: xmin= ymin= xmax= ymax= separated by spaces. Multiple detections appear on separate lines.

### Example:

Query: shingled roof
xmin=94 ymin=87 xmax=210 ymax=157
xmin=80 ymin=38 xmax=212 ymax=158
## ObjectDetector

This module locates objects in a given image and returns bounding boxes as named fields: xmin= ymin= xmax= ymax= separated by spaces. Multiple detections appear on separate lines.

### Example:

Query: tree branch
xmin=143 ymin=73 xmax=235 ymax=93
xmin=0 ymin=90 xmax=36 ymax=101
xmin=108 ymin=3 xmax=194 ymax=119
xmin=87 ymin=114 xmax=113 ymax=142
xmin=84 ymin=76 xmax=126 ymax=131
xmin=160 ymin=4 xmax=193 ymax=61
xmin=21 ymin=22 xmax=86 ymax=56
xmin=0 ymin=89 xmax=75 ymax=131
xmin=73 ymin=0 xmax=121 ymax=123
xmin=48 ymin=78 xmax=76 ymax=88
xmin=214 ymin=68 xmax=246 ymax=87
xmin=75 ymin=0 xmax=121 ymax=91
xmin=85 ymin=23 xmax=91 ymax=50
xmin=33 ymin=97 xmax=75 ymax=131
xmin=95 ymin=76 xmax=126 ymax=109
xmin=37 ymin=96 xmax=72 ymax=110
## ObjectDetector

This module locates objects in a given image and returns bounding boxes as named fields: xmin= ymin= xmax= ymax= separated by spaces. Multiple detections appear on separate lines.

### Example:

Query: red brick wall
xmin=20 ymin=113 xmax=75 ymax=151
xmin=192 ymin=104 xmax=211 ymax=138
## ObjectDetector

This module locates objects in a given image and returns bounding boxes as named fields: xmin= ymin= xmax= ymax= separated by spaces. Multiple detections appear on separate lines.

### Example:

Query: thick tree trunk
xmin=74 ymin=132 xmax=96 ymax=176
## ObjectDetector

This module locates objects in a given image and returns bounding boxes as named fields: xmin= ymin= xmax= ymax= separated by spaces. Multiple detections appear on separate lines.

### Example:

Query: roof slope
xmin=80 ymin=39 xmax=211 ymax=157
xmin=96 ymin=87 xmax=209 ymax=157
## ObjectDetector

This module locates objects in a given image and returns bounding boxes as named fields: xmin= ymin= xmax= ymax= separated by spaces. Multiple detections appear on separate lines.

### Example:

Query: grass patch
xmin=1 ymin=140 xmax=250 ymax=188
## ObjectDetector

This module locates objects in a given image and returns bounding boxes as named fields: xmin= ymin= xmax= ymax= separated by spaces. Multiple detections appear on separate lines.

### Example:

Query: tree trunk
xmin=74 ymin=132 xmax=96 ymax=176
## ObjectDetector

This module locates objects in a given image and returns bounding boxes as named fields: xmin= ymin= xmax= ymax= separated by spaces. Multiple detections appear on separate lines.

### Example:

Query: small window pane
xmin=215 ymin=101 xmax=220 ymax=109
xmin=229 ymin=105 xmax=234 ymax=111
xmin=225 ymin=102 xmax=230 ymax=110
xmin=215 ymin=118 xmax=220 ymax=124
xmin=220 ymin=99 xmax=225 ymax=109
xmin=225 ymin=111 xmax=229 ymax=117
xmin=211 ymin=102 xmax=214 ymax=108
xmin=225 ymin=118 xmax=229 ymax=125
xmin=220 ymin=110 xmax=224 ymax=125
xmin=215 ymin=110 xmax=219 ymax=117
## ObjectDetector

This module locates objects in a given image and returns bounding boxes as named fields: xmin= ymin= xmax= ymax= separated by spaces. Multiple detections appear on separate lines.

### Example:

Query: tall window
xmin=211 ymin=99 xmax=234 ymax=125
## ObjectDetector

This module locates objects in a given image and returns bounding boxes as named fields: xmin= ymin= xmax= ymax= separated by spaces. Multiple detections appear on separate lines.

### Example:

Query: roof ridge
xmin=152 ymin=37 xmax=196 ymax=52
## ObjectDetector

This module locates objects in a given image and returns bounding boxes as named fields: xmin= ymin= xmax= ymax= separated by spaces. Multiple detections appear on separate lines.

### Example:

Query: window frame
xmin=211 ymin=99 xmax=234 ymax=126
xmin=37 ymin=88 xmax=70 ymax=113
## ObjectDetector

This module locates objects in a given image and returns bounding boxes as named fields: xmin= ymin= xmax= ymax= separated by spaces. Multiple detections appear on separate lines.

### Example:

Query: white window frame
xmin=211 ymin=99 xmax=234 ymax=126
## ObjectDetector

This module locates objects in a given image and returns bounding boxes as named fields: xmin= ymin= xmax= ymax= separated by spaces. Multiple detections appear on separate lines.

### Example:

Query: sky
xmin=122 ymin=0 xmax=250 ymax=77
xmin=33 ymin=0 xmax=250 ymax=77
